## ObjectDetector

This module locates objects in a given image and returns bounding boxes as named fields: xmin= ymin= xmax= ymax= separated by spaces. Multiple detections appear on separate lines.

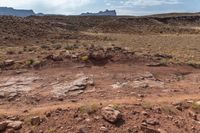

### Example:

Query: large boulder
xmin=101 ymin=104 xmax=122 ymax=123
xmin=6 ymin=120 xmax=23 ymax=130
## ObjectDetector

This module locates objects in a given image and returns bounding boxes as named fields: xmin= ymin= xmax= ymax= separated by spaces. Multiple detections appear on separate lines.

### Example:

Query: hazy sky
xmin=0 ymin=0 xmax=200 ymax=15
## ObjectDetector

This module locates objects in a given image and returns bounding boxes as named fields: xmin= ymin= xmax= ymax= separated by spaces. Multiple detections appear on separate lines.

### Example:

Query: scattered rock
xmin=131 ymin=80 xmax=164 ymax=89
xmin=32 ymin=60 xmax=46 ymax=69
xmin=141 ymin=126 xmax=160 ymax=133
xmin=23 ymin=110 xmax=29 ymax=113
xmin=188 ymin=110 xmax=198 ymax=120
xmin=69 ymin=90 xmax=84 ymax=96
xmin=154 ymin=54 xmax=173 ymax=59
xmin=78 ymin=125 xmax=89 ymax=133
xmin=15 ymin=70 xmax=28 ymax=75
xmin=137 ymin=72 xmax=155 ymax=80
xmin=45 ymin=55 xmax=63 ymax=61
xmin=45 ymin=111 xmax=52 ymax=117
xmin=141 ymin=111 xmax=149 ymax=116
xmin=4 ymin=60 xmax=15 ymax=67
xmin=89 ymin=50 xmax=107 ymax=61
xmin=111 ymin=82 xmax=128 ymax=89
xmin=25 ymin=130 xmax=34 ymax=133
xmin=153 ymin=107 xmax=162 ymax=114
xmin=6 ymin=128 xmax=15 ymax=133
xmin=174 ymin=119 xmax=184 ymax=128
xmin=0 ymin=121 xmax=8 ymax=131
xmin=7 ymin=116 xmax=19 ymax=121
xmin=101 ymin=104 xmax=122 ymax=123
xmin=30 ymin=116 xmax=41 ymax=126
xmin=38 ymin=130 xmax=43 ymax=133
xmin=0 ymin=92 xmax=5 ymax=99
xmin=100 ymin=126 xmax=108 ymax=133
xmin=157 ymin=128 xmax=168 ymax=133
xmin=7 ymin=92 xmax=18 ymax=101
xmin=6 ymin=120 xmax=23 ymax=130
xmin=146 ymin=62 xmax=167 ymax=67
xmin=138 ymin=94 xmax=145 ymax=98
xmin=141 ymin=122 xmax=148 ymax=127
xmin=70 ymin=99 xmax=78 ymax=103
xmin=173 ymin=102 xmax=190 ymax=111
xmin=144 ymin=118 xmax=160 ymax=126
xmin=52 ymin=55 xmax=63 ymax=61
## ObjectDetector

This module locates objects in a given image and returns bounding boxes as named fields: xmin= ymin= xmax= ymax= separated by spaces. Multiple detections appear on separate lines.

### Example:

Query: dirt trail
xmin=0 ymin=93 xmax=199 ymax=116
xmin=0 ymin=62 xmax=199 ymax=115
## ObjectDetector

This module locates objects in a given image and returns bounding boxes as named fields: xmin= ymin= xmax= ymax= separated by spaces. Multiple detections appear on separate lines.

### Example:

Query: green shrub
xmin=162 ymin=106 xmax=177 ymax=115
xmin=52 ymin=44 xmax=62 ymax=50
xmin=192 ymin=102 xmax=200 ymax=111
xmin=79 ymin=104 xmax=98 ymax=115
xmin=26 ymin=59 xmax=35 ymax=66
xmin=80 ymin=56 xmax=89 ymax=62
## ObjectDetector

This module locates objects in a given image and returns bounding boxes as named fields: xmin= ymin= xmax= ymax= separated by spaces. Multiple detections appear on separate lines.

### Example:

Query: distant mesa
xmin=0 ymin=7 xmax=117 ymax=17
xmin=81 ymin=9 xmax=117 ymax=16
xmin=0 ymin=7 xmax=44 ymax=17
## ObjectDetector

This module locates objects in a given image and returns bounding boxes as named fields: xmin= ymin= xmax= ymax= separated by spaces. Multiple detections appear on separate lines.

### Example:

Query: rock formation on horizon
xmin=81 ymin=9 xmax=117 ymax=16
xmin=0 ymin=7 xmax=35 ymax=17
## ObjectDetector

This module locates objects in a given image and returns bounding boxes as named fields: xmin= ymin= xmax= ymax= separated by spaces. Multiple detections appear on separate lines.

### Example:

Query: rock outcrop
xmin=0 ymin=7 xmax=35 ymax=17
xmin=81 ymin=9 xmax=117 ymax=16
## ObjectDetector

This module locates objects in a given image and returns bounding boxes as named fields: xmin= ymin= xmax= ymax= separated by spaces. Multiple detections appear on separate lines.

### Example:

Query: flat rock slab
xmin=130 ymin=80 xmax=164 ymax=88
xmin=52 ymin=75 xmax=94 ymax=96
xmin=0 ymin=74 xmax=40 ymax=93
xmin=111 ymin=72 xmax=164 ymax=89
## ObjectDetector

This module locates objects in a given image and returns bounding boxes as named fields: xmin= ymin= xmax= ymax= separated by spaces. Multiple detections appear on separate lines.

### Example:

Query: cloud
xmin=123 ymin=0 xmax=181 ymax=7
xmin=104 ymin=0 xmax=181 ymax=7
xmin=103 ymin=0 xmax=182 ymax=15
xmin=0 ymin=0 xmax=186 ymax=15
xmin=0 ymin=0 xmax=93 ymax=14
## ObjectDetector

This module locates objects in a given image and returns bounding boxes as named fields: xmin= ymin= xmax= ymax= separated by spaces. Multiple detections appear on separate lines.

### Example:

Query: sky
xmin=0 ymin=0 xmax=200 ymax=16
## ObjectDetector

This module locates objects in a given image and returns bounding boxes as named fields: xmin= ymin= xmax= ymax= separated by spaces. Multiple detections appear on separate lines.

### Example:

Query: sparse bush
xmin=80 ymin=55 xmax=89 ymax=62
xmin=159 ymin=58 xmax=169 ymax=65
xmin=187 ymin=61 xmax=200 ymax=68
xmin=141 ymin=102 xmax=153 ymax=110
xmin=112 ymin=104 xmax=120 ymax=110
xmin=41 ymin=44 xmax=50 ymax=50
xmin=52 ymin=44 xmax=62 ymax=50
xmin=192 ymin=102 xmax=200 ymax=111
xmin=64 ymin=44 xmax=74 ymax=50
xmin=47 ymin=128 xmax=55 ymax=133
xmin=64 ymin=44 xmax=79 ymax=50
xmin=26 ymin=59 xmax=35 ymax=66
xmin=28 ymin=47 xmax=35 ymax=52
xmin=79 ymin=104 xmax=98 ymax=115
xmin=23 ymin=46 xmax=36 ymax=52
xmin=162 ymin=106 xmax=177 ymax=115
xmin=0 ymin=56 xmax=4 ymax=61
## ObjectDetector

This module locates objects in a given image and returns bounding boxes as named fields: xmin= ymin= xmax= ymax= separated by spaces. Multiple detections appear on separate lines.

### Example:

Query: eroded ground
xmin=0 ymin=61 xmax=199 ymax=133
xmin=0 ymin=15 xmax=200 ymax=133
